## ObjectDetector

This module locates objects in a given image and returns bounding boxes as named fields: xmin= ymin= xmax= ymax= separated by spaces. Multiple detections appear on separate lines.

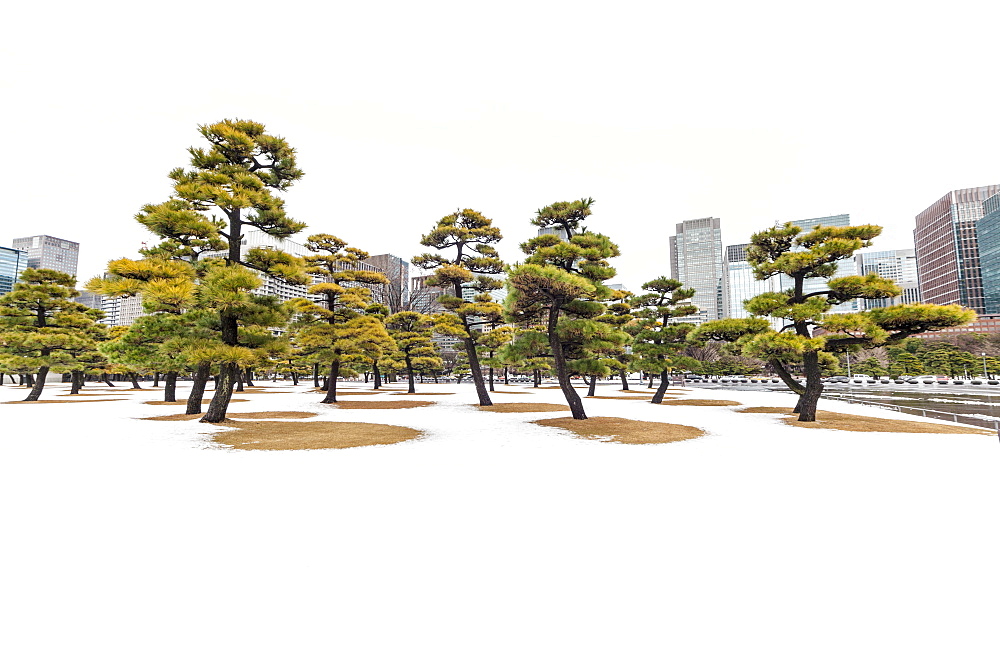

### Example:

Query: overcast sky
xmin=4 ymin=0 xmax=999 ymax=292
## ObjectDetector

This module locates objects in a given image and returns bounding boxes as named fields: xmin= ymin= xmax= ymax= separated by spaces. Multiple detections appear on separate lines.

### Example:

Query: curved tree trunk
xmin=620 ymin=369 xmax=629 ymax=391
xmin=245 ymin=368 xmax=254 ymax=387
xmin=795 ymin=351 xmax=824 ymax=422
xmin=651 ymin=369 xmax=671 ymax=404
xmin=102 ymin=373 xmax=115 ymax=387
xmin=23 ymin=366 xmax=50 ymax=401
xmin=235 ymin=370 xmax=244 ymax=393
xmin=587 ymin=374 xmax=597 ymax=397
xmin=321 ymin=361 xmax=340 ymax=404
xmin=547 ymin=302 xmax=586 ymax=420
xmin=186 ymin=362 xmax=211 ymax=415
xmin=647 ymin=374 xmax=654 ymax=388
xmin=462 ymin=334 xmax=492 ymax=406
xmin=129 ymin=372 xmax=141 ymax=389
xmin=164 ymin=370 xmax=178 ymax=403
xmin=201 ymin=362 xmax=237 ymax=423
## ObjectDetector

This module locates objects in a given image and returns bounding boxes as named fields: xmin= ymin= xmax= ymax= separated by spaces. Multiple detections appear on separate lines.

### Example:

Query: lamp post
xmin=982 ymin=352 xmax=989 ymax=379
xmin=845 ymin=351 xmax=851 ymax=378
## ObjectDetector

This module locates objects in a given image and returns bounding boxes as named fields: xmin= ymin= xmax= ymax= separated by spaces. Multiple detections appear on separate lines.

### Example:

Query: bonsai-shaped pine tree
xmin=133 ymin=119 xmax=307 ymax=423
xmin=295 ymin=234 xmax=390 ymax=403
xmin=384 ymin=311 xmax=438 ymax=394
xmin=595 ymin=289 xmax=635 ymax=391
xmin=0 ymin=269 xmax=104 ymax=401
xmin=412 ymin=209 xmax=505 ymax=406
xmin=628 ymin=278 xmax=698 ymax=403
xmin=691 ymin=222 xmax=975 ymax=421
xmin=506 ymin=198 xmax=620 ymax=419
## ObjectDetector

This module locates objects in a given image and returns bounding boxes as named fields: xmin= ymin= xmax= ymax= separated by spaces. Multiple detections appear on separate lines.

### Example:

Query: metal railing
xmin=822 ymin=392 xmax=1000 ymax=436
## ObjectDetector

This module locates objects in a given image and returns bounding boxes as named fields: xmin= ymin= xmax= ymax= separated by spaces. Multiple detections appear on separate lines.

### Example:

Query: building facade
xmin=367 ymin=254 xmax=410 ymax=312
xmin=0 ymin=245 xmax=26 ymax=295
xmin=722 ymin=243 xmax=783 ymax=327
xmin=976 ymin=192 xmax=1000 ymax=314
xmin=669 ymin=217 xmax=724 ymax=324
xmin=914 ymin=184 xmax=1000 ymax=314
xmin=11 ymin=235 xmax=80 ymax=277
xmin=854 ymin=249 xmax=920 ymax=308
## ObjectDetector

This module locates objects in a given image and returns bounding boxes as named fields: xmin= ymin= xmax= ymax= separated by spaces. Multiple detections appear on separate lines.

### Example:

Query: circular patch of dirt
xmin=658 ymin=399 xmax=742 ymax=407
xmin=586 ymin=395 xmax=683 ymax=401
xmin=476 ymin=402 xmax=571 ymax=413
xmin=491 ymin=390 xmax=532 ymax=394
xmin=737 ymin=407 xmax=792 ymax=414
xmin=330 ymin=400 xmax=434 ymax=409
xmin=782 ymin=410 xmax=991 ymax=434
xmin=143 ymin=411 xmax=320 ymax=422
xmin=533 ymin=416 xmax=705 ymax=444
xmin=143 ymin=399 xmax=249 ymax=405
xmin=214 ymin=421 xmax=423 ymax=450
xmin=2 ymin=398 xmax=126 ymax=404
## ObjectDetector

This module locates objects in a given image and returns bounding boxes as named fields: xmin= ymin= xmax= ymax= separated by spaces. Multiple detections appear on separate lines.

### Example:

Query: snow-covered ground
xmin=2 ymin=380 xmax=998 ymax=667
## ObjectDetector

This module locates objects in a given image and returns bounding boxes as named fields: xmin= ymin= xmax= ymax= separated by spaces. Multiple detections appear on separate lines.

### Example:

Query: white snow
xmin=2 ymin=380 xmax=998 ymax=667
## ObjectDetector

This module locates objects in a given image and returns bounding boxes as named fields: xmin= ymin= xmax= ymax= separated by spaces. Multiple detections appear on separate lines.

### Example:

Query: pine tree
xmin=385 ymin=311 xmax=438 ymax=394
xmin=413 ymin=209 xmax=505 ymax=406
xmin=0 ymin=269 xmax=104 ymax=401
xmin=628 ymin=278 xmax=699 ymax=403
xmin=691 ymin=222 xmax=975 ymax=421
xmin=506 ymin=198 xmax=620 ymax=419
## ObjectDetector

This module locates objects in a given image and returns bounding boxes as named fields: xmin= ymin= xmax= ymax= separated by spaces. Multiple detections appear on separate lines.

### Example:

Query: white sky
xmin=4 ymin=0 xmax=999 ymax=292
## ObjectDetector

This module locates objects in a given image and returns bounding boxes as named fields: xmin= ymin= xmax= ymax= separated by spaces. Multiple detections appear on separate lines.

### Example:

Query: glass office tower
xmin=914 ymin=184 xmax=1000 ymax=314
xmin=854 ymin=249 xmax=920 ymax=308
xmin=669 ymin=217 xmax=724 ymax=324
xmin=0 ymin=245 xmax=26 ymax=295
xmin=977 ymin=192 xmax=1000 ymax=314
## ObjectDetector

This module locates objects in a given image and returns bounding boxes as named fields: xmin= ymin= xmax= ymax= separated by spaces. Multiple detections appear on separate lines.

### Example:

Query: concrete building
xmin=854 ymin=249 xmax=920 ymax=309
xmin=669 ymin=217 xmax=724 ymax=324
xmin=914 ymin=184 xmax=1000 ymax=314
xmin=976 ymin=192 xmax=1000 ymax=315
xmin=0 ymin=245 xmax=26 ymax=295
xmin=11 ymin=235 xmax=79 ymax=277
xmin=367 ymin=254 xmax=410 ymax=313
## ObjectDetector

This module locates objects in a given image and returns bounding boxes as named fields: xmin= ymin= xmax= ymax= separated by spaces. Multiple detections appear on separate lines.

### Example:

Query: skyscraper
xmin=669 ymin=217 xmax=723 ymax=324
xmin=0 ymin=245 xmax=26 ymax=295
xmin=914 ymin=184 xmax=1000 ymax=313
xmin=976 ymin=192 xmax=1000 ymax=314
xmin=854 ymin=249 xmax=920 ymax=308
xmin=11 ymin=234 xmax=80 ymax=277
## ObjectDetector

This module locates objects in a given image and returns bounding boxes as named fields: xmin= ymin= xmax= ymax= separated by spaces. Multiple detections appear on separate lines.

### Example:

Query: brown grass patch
xmin=331 ymin=400 xmax=434 ymax=409
xmin=586 ymin=394 xmax=682 ymax=401
xmin=143 ymin=399 xmax=249 ymax=405
xmin=390 ymin=392 xmax=454 ymax=396
xmin=2 ymin=398 xmax=125 ymax=404
xmin=738 ymin=407 xmax=792 ymax=414
xmin=477 ymin=402 xmax=570 ymax=413
xmin=143 ymin=411 xmax=319 ymax=422
xmin=782 ymin=410 xmax=990 ymax=434
xmin=59 ymin=393 xmax=130 ymax=397
xmin=533 ymin=416 xmax=705 ymax=444
xmin=659 ymin=399 xmax=742 ymax=407
xmin=492 ymin=390 xmax=532 ymax=394
xmin=214 ymin=421 xmax=423 ymax=450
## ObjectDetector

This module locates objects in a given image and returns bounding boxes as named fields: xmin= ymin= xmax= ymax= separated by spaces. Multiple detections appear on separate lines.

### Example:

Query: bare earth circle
xmin=533 ymin=416 xmax=705 ymax=444
xmin=476 ymin=402 xmax=571 ymax=413
xmin=738 ymin=407 xmax=991 ymax=434
xmin=214 ymin=421 xmax=423 ymax=450
xmin=142 ymin=411 xmax=320 ymax=422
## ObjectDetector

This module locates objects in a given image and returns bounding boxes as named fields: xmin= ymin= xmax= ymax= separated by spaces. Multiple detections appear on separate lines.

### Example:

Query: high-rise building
xmin=11 ymin=235 xmax=80 ymax=277
xmin=914 ymin=184 xmax=1000 ymax=314
xmin=722 ymin=243 xmax=783 ymax=327
xmin=669 ymin=217 xmax=724 ymax=324
xmin=367 ymin=254 xmax=410 ymax=312
xmin=976 ymin=192 xmax=1000 ymax=314
xmin=0 ymin=245 xmax=26 ymax=295
xmin=854 ymin=249 xmax=920 ymax=309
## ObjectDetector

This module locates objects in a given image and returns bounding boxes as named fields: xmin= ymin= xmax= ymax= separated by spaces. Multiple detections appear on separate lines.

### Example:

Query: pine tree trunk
xmin=153 ymin=371 xmax=160 ymax=387
xmin=164 ymin=371 xmax=178 ymax=403
xmin=26 ymin=374 xmax=35 ymax=387
xmin=313 ymin=363 xmax=320 ymax=387
xmin=23 ymin=366 xmax=50 ymax=401
xmin=129 ymin=372 xmax=141 ymax=389
xmin=235 ymin=370 xmax=244 ymax=392
xmin=796 ymin=351 xmax=824 ymax=422
xmin=587 ymin=374 xmax=597 ymax=397
xmin=534 ymin=369 xmax=540 ymax=388
xmin=462 ymin=334 xmax=493 ymax=406
xmin=291 ymin=371 xmax=298 ymax=386
xmin=488 ymin=362 xmax=495 ymax=392
xmin=186 ymin=362 xmax=211 ymax=415
xmin=321 ymin=361 xmax=340 ymax=403
xmin=201 ymin=362 xmax=237 ymax=423
xmin=70 ymin=370 xmax=82 ymax=394
xmin=547 ymin=302 xmax=586 ymax=419
xmin=651 ymin=369 xmax=671 ymax=403
xmin=620 ymin=370 xmax=629 ymax=391
xmin=647 ymin=374 xmax=654 ymax=388
xmin=245 ymin=369 xmax=254 ymax=387
xmin=405 ymin=356 xmax=416 ymax=393
xmin=373 ymin=362 xmax=381 ymax=389
xmin=504 ymin=366 xmax=509 ymax=385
